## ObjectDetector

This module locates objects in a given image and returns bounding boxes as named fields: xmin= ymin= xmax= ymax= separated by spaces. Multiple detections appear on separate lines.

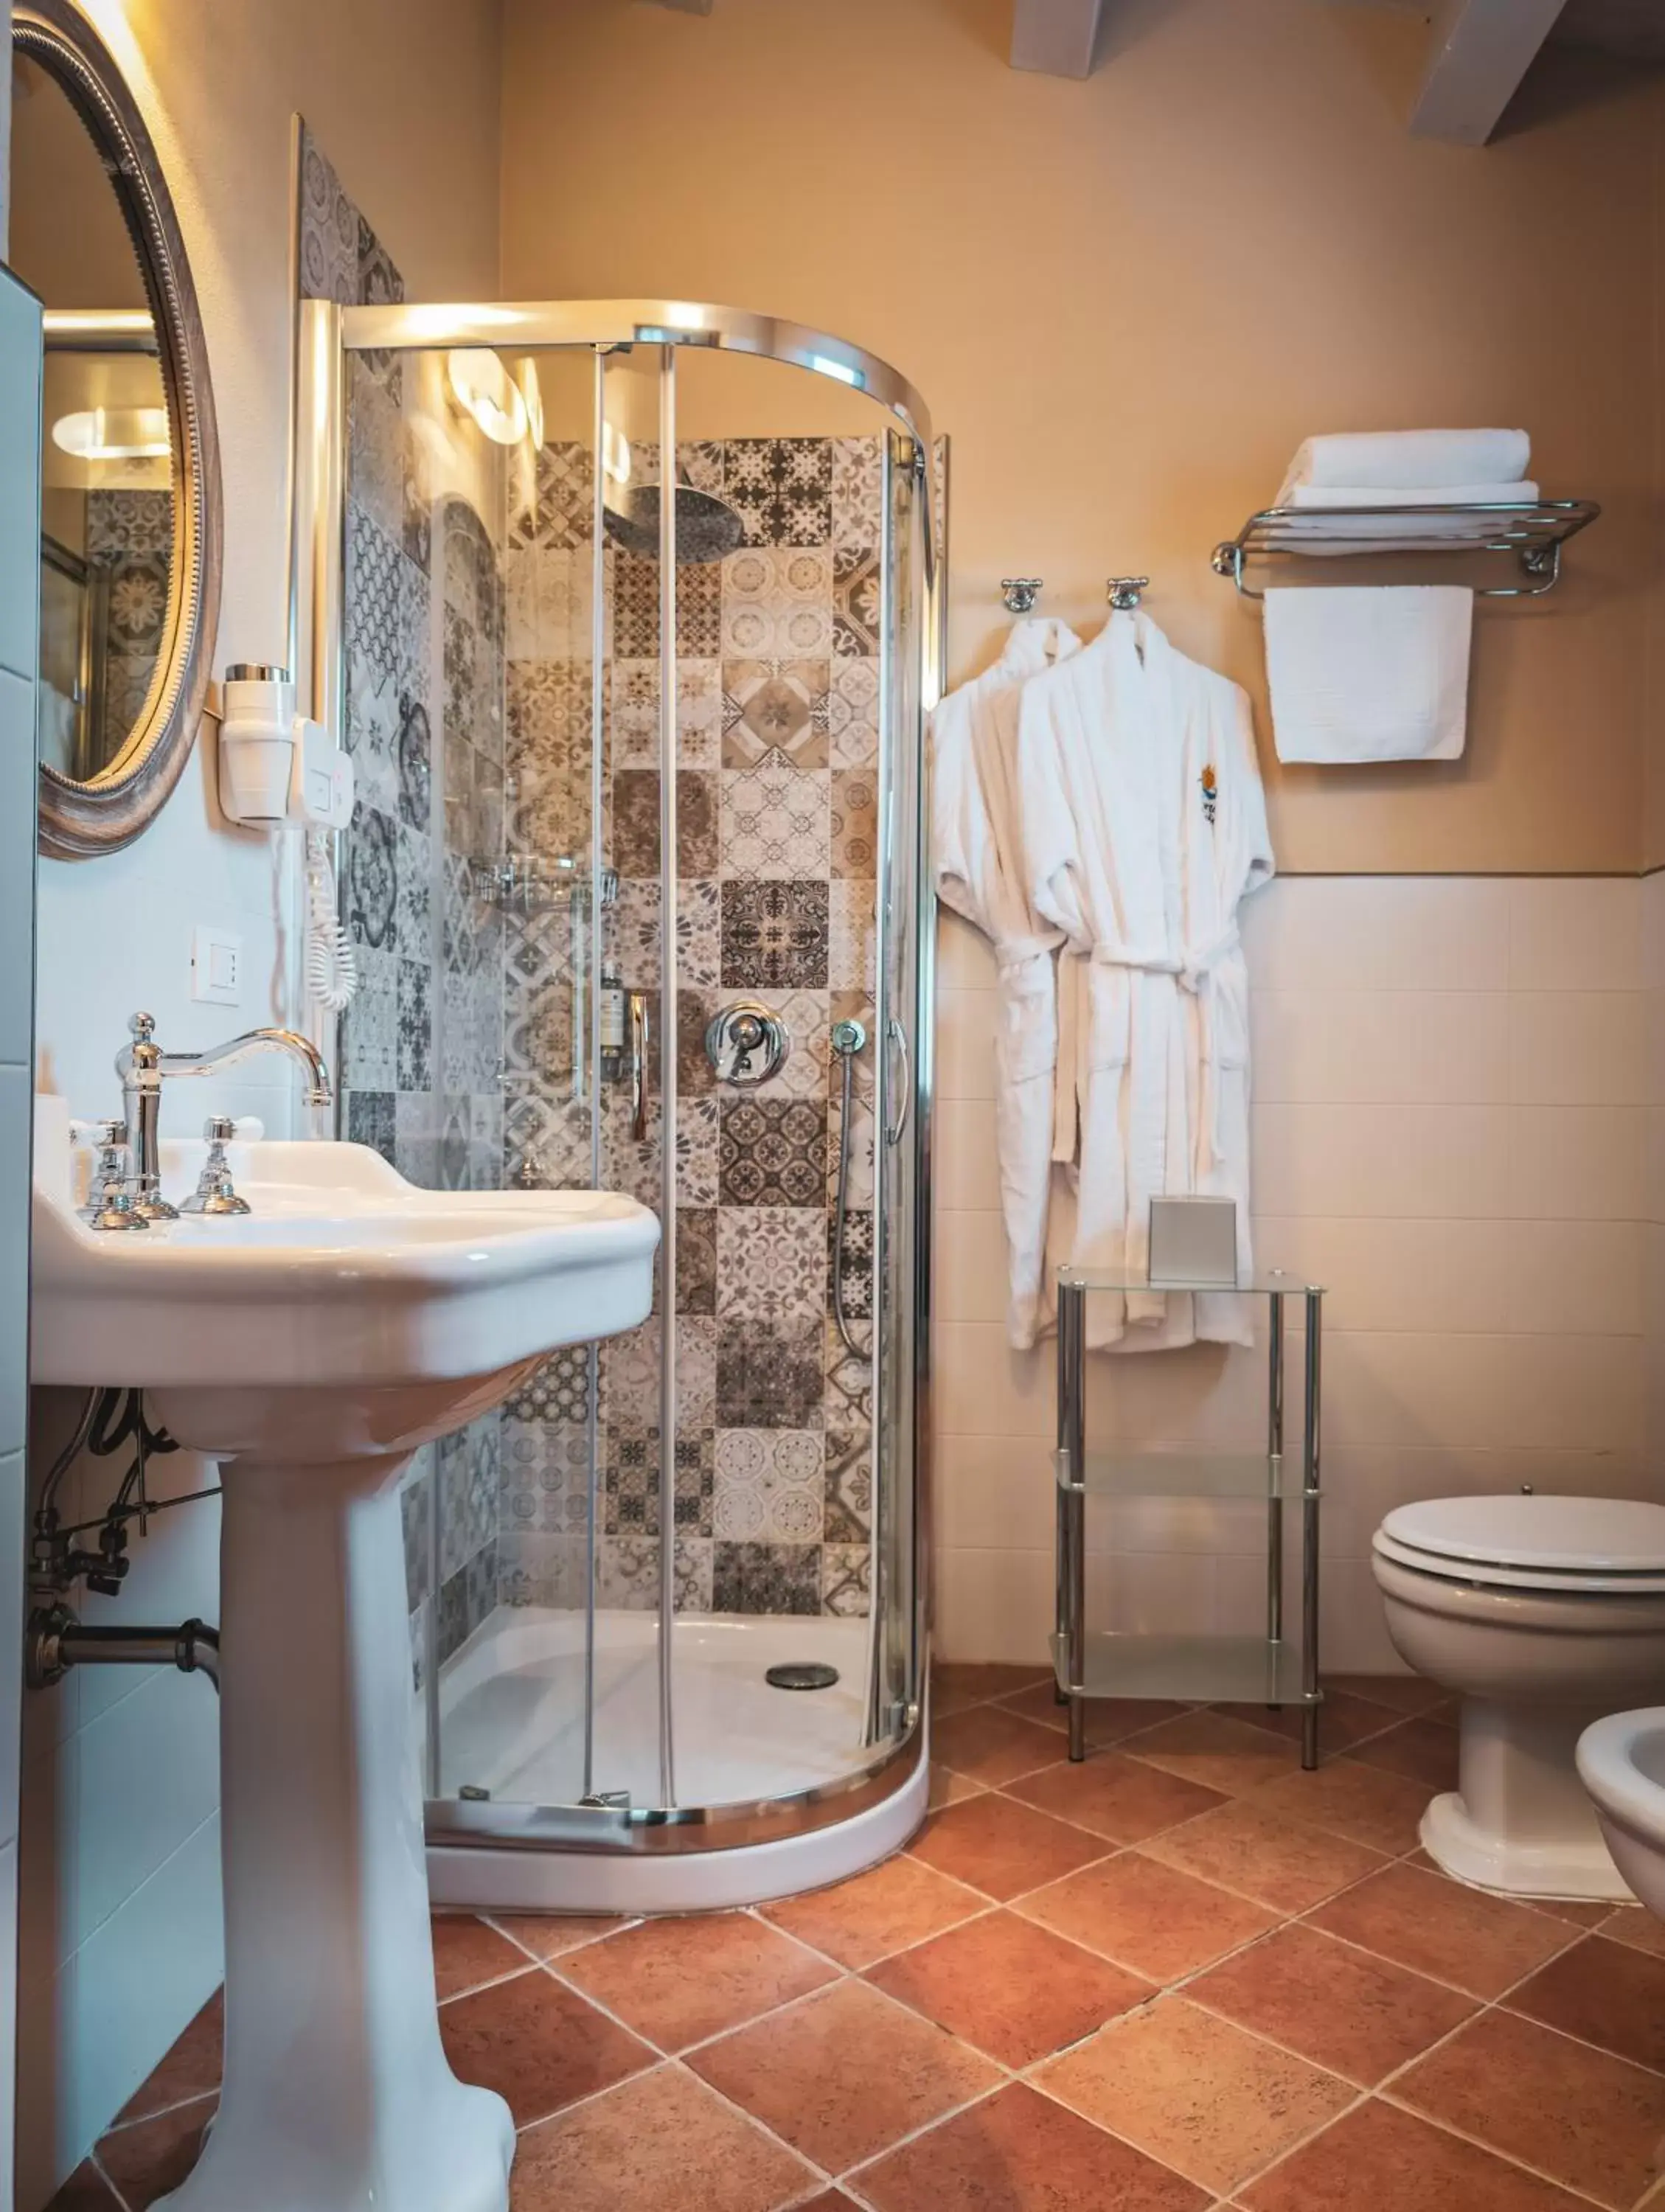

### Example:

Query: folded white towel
xmin=1263 ymin=585 xmax=1474 ymax=765
xmin=1276 ymin=481 xmax=1541 ymax=554
xmin=1284 ymin=480 xmax=1540 ymax=512
xmin=1277 ymin=429 xmax=1531 ymax=504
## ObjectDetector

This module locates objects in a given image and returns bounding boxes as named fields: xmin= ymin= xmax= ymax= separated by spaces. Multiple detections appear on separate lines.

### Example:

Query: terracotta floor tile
xmin=1246 ymin=1758 xmax=1435 ymax=1854
xmin=997 ymin=1684 xmax=1192 ymax=1741
xmin=1509 ymin=1934 xmax=1665 ymax=2072
xmin=44 ymin=2166 xmax=120 ymax=2212
xmin=1599 ymin=1904 xmax=1665 ymax=1955
xmin=866 ymin=1907 xmax=1151 ymax=2066
xmin=932 ymin=1660 xmax=1052 ymax=1715
xmin=907 ymin=1792 xmax=1109 ymax=1901
xmin=1532 ymin=1896 xmax=1620 ymax=1928
xmin=1189 ymin=1924 xmax=1475 ymax=2086
xmin=115 ymin=1992 xmax=222 ymax=2123
xmin=1324 ymin=1672 xmax=1450 ymax=1718
xmin=488 ymin=1912 xmax=630 ymax=1960
xmin=557 ymin=1910 xmax=835 ymax=2051
xmin=1242 ymin=2097 xmax=1596 ymax=2212
xmin=1349 ymin=1717 xmax=1461 ymax=1792
xmin=762 ymin=1853 xmax=987 ymax=1969
xmin=689 ymin=1977 xmax=999 ymax=2171
xmin=928 ymin=1761 xmax=985 ymax=1811
xmin=858 ymin=2081 xmax=1210 ymax=2212
xmin=1122 ymin=1711 xmax=1303 ymax=1798
xmin=509 ymin=2063 xmax=818 ymax=2212
xmin=1143 ymin=1798 xmax=1388 ymax=1914
xmin=433 ymin=1914 xmax=535 ymax=2001
xmin=1215 ymin=1691 xmax=1405 ymax=1755
xmin=1394 ymin=2006 xmax=1665 ymax=2210
xmin=1039 ymin=1996 xmax=1353 ymax=2196
xmin=1003 ymin=1749 xmax=1228 ymax=1843
xmin=1308 ymin=1863 xmax=1579 ymax=2000
xmin=95 ymin=2101 xmax=214 ymax=2210
xmin=931 ymin=1703 xmax=1070 ymax=1787
xmin=1018 ymin=1851 xmax=1279 ymax=1982
xmin=793 ymin=2196 xmax=863 ymax=2210
xmin=439 ymin=1963 xmax=653 ymax=2126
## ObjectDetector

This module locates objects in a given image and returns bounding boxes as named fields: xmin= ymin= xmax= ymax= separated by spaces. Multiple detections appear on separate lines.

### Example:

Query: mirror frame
xmin=16 ymin=0 xmax=222 ymax=859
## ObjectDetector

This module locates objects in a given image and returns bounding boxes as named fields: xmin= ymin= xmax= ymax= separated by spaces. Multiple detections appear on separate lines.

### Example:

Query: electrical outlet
xmin=191 ymin=924 xmax=243 ymax=1007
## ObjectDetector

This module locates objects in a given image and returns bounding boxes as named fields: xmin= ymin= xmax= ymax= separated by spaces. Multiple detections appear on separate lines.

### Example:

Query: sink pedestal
xmin=159 ymin=1453 xmax=515 ymax=2212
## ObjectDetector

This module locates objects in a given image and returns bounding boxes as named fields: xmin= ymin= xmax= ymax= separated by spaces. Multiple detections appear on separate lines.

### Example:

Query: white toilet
xmin=1578 ymin=1708 xmax=1665 ymax=1919
xmin=1370 ymin=1495 xmax=1665 ymax=1900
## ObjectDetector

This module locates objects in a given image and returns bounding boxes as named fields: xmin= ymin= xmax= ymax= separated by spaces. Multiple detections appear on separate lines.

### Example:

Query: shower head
xmin=602 ymin=481 xmax=745 ymax=565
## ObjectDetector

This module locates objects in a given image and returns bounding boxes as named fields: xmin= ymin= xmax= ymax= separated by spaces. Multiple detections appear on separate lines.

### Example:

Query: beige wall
xmin=501 ymin=0 xmax=1663 ymax=875
xmin=1646 ymin=106 xmax=1665 ymax=875
xmin=938 ymin=876 xmax=1652 ymax=1666
xmin=20 ymin=3 xmax=501 ymax=2199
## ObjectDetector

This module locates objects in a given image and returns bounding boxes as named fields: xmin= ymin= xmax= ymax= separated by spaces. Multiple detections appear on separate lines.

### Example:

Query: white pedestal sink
xmin=32 ymin=1131 xmax=660 ymax=2212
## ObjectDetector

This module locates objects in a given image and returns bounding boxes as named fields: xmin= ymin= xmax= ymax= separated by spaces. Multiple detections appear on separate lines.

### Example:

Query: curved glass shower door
xmin=306 ymin=302 xmax=938 ymax=1868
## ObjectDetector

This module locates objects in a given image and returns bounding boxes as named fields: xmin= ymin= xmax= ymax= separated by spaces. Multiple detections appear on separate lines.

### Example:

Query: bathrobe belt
xmin=1054 ymin=926 xmax=1242 ymax=1180
xmin=992 ymin=929 xmax=1073 ymax=1185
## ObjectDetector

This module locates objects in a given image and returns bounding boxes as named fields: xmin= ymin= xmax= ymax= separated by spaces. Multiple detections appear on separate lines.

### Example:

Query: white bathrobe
xmin=933 ymin=617 xmax=1080 ymax=1349
xmin=1018 ymin=611 xmax=1274 ymax=1352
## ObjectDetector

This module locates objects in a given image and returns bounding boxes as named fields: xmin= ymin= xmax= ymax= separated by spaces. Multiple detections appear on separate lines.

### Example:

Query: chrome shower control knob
xmin=705 ymin=1000 xmax=790 ymax=1086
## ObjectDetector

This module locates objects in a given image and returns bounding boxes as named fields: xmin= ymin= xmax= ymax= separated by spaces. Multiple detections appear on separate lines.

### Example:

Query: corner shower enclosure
xmin=293 ymin=300 xmax=941 ymax=1909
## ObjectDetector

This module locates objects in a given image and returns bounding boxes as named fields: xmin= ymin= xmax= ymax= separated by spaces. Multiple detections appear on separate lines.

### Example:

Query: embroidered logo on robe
xmin=1200 ymin=764 xmax=1218 ymax=825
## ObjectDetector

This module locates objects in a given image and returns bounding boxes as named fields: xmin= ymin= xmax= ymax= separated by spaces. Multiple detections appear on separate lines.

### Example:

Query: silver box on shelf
xmin=1148 ymin=1195 xmax=1238 ymax=1287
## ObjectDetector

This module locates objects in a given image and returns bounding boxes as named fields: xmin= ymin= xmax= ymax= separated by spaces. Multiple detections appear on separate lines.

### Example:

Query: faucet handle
xmin=72 ymin=1120 xmax=147 ymax=1233
xmin=72 ymin=1116 xmax=128 ymax=1150
xmin=180 ymin=1115 xmax=252 ymax=1218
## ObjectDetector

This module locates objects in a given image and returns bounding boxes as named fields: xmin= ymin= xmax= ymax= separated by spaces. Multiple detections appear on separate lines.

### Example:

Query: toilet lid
xmin=1372 ymin=1526 xmax=1665 ymax=1595
xmin=1380 ymin=1495 xmax=1665 ymax=1578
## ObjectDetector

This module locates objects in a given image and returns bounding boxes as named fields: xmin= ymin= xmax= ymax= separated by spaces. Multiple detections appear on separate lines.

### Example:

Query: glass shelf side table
xmin=1053 ymin=1265 xmax=1326 ymax=1770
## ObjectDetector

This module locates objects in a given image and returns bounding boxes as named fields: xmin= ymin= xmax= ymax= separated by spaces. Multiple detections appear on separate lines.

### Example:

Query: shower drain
xmin=765 ymin=1661 xmax=841 ymax=1691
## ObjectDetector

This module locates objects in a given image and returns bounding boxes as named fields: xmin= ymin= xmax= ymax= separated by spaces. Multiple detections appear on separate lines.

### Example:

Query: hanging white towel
xmin=1277 ymin=429 xmax=1530 ymax=503
xmin=1263 ymin=585 xmax=1474 ymax=764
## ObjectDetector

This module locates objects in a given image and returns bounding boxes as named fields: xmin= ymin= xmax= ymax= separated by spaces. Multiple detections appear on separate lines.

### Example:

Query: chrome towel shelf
xmin=1212 ymin=497 xmax=1601 ymax=601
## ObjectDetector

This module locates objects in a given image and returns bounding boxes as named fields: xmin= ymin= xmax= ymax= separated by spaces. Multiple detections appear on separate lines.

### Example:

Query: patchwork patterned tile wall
xmin=498 ymin=431 xmax=884 ymax=1624
xmin=84 ymin=490 xmax=171 ymax=760
xmin=299 ymin=128 xmax=505 ymax=1672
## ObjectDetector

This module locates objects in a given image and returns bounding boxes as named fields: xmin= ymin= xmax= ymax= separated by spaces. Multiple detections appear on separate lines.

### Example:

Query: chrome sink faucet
xmin=115 ymin=1012 xmax=333 ymax=1221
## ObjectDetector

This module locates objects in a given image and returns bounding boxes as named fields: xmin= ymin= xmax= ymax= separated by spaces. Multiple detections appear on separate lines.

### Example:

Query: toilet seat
xmin=1372 ymin=1528 xmax=1665 ymax=1596
xmin=1377 ymin=1495 xmax=1665 ymax=1593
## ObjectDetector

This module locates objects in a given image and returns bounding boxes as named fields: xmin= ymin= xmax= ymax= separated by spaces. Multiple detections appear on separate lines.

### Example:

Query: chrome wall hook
xmin=1000 ymin=577 xmax=1043 ymax=615
xmin=1108 ymin=576 xmax=1150 ymax=611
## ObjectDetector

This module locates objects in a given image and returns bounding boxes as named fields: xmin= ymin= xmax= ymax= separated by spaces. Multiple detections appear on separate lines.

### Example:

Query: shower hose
xmin=830 ymin=1019 xmax=870 ymax=1362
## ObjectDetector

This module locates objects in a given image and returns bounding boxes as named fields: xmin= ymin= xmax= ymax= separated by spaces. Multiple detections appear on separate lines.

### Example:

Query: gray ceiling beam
xmin=1010 ymin=0 xmax=1109 ymax=79
xmin=1409 ymin=0 xmax=1571 ymax=145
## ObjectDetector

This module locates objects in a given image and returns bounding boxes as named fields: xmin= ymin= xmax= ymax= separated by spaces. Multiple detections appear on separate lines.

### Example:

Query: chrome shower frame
xmin=293 ymin=296 xmax=942 ymax=1865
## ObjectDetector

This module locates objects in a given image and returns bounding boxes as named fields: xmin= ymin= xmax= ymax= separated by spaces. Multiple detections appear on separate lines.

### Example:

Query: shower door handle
xmin=628 ymin=990 xmax=650 ymax=1142
xmin=884 ymin=1018 xmax=911 ymax=1147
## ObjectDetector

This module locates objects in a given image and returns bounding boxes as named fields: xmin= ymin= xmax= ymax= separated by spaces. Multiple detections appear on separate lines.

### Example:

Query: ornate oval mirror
xmin=12 ymin=0 xmax=221 ymax=858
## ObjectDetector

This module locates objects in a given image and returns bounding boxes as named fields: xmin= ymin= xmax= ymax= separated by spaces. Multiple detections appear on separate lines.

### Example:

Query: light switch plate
xmin=191 ymin=924 xmax=243 ymax=1007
